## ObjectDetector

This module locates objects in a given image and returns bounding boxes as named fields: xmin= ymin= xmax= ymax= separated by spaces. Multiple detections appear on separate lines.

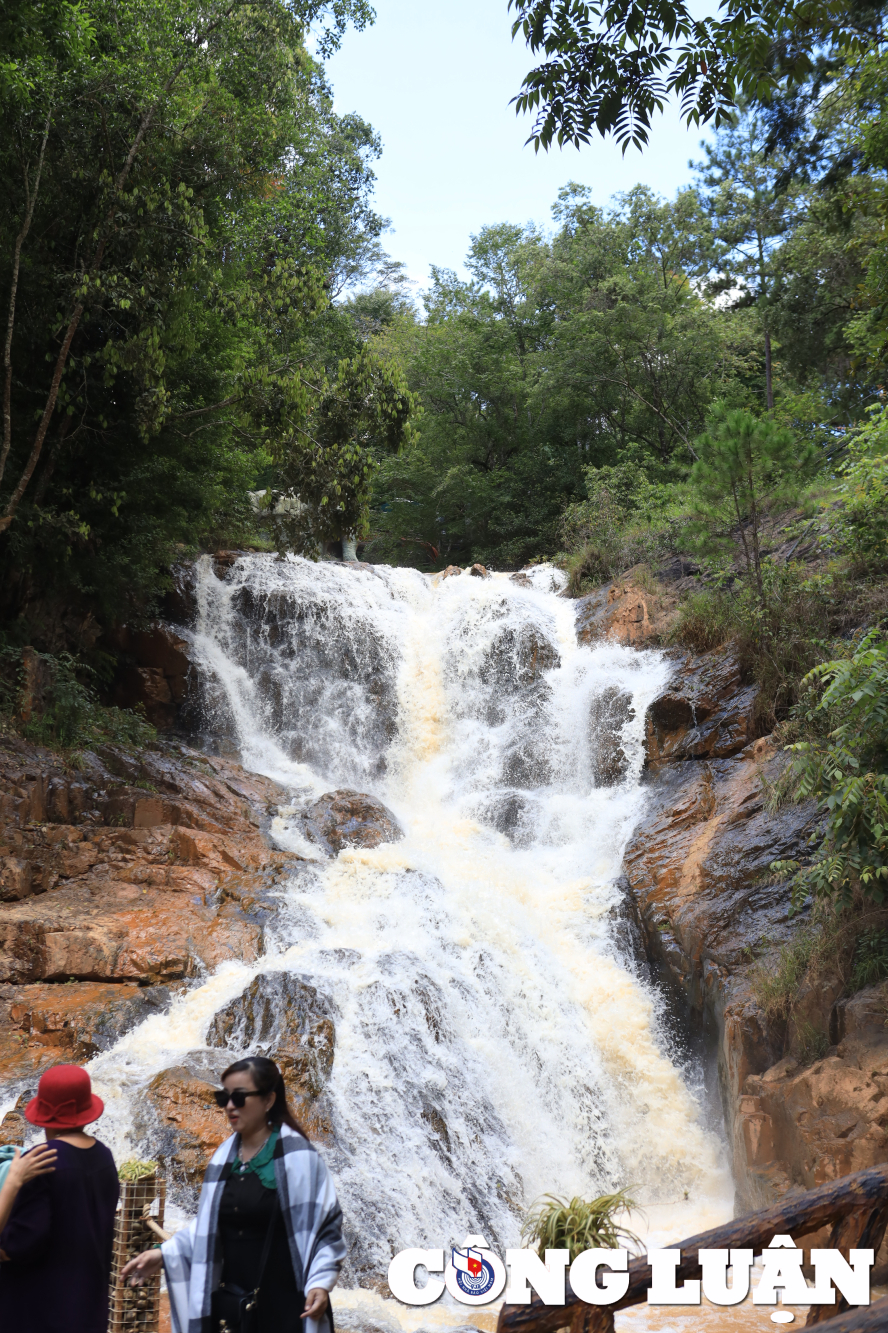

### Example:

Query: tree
xmin=0 ymin=0 xmax=416 ymax=622
xmin=688 ymin=403 xmax=816 ymax=598
xmin=507 ymin=0 xmax=887 ymax=151
xmin=694 ymin=108 xmax=801 ymax=410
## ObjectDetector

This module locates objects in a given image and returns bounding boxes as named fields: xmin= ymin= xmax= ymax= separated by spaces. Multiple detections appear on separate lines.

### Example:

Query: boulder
xmin=138 ymin=1065 xmax=230 ymax=1197
xmin=589 ymin=686 xmax=634 ymax=787
xmin=468 ymin=563 xmax=490 ymax=578
xmin=480 ymin=625 xmax=560 ymax=693
xmin=207 ymin=971 xmax=335 ymax=1136
xmin=303 ymin=790 xmax=403 ymax=855
xmin=440 ymin=565 xmax=462 ymax=580
xmin=645 ymin=647 xmax=759 ymax=766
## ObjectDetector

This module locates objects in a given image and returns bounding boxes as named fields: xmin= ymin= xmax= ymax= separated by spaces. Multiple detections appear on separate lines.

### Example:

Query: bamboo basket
xmin=108 ymin=1164 xmax=167 ymax=1333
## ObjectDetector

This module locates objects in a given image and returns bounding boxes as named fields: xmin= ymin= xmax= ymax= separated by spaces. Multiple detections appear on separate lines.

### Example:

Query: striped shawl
xmin=162 ymin=1124 xmax=345 ymax=1333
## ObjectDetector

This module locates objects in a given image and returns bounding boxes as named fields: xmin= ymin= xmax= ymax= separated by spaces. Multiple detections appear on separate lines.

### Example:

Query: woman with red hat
xmin=0 ymin=1063 xmax=119 ymax=1333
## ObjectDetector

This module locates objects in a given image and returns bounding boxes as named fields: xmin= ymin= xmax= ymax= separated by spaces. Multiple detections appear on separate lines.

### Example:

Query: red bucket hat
xmin=25 ymin=1064 xmax=104 ymax=1129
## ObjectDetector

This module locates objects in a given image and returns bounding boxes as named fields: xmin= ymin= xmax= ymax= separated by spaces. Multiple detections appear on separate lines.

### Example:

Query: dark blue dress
xmin=0 ymin=1138 xmax=119 ymax=1333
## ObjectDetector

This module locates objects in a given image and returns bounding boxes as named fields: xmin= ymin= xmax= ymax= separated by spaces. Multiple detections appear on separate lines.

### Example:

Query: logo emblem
xmin=452 ymin=1247 xmax=495 ymax=1297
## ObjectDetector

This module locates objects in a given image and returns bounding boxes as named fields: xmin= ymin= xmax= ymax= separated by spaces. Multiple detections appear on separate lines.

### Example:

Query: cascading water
xmin=85 ymin=554 xmax=743 ymax=1324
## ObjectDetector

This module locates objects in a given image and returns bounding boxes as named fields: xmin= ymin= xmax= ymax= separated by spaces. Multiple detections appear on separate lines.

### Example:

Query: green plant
xmin=671 ymin=562 xmax=841 ymax=727
xmin=794 ymin=1020 xmax=829 ymax=1065
xmin=772 ymin=631 xmax=888 ymax=908
xmin=687 ymin=404 xmax=818 ymax=601
xmin=850 ymin=928 xmax=888 ymax=991
xmin=0 ymin=647 xmax=156 ymax=752
xmin=521 ymin=1191 xmax=640 ymax=1263
xmin=749 ymin=926 xmax=824 ymax=1022
xmin=561 ymin=461 xmax=672 ymax=593
xmin=833 ymin=407 xmax=888 ymax=568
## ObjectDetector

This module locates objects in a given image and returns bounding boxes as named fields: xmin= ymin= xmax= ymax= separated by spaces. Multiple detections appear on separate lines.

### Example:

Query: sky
xmin=324 ymin=0 xmax=716 ymax=290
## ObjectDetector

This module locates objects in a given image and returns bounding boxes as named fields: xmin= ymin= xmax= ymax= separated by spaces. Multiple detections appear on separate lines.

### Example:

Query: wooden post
xmin=108 ymin=1170 xmax=167 ymax=1333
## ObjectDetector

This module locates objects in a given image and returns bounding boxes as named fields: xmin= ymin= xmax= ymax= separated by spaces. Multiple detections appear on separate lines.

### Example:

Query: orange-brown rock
xmin=0 ymin=733 xmax=305 ymax=1095
xmin=303 ymin=789 xmax=403 ymax=855
xmin=137 ymin=1066 xmax=230 ymax=1194
xmin=622 ymin=640 xmax=888 ymax=1215
xmin=0 ymin=981 xmax=172 ymax=1082
xmin=575 ymin=566 xmax=683 ymax=647
xmin=733 ymin=982 xmax=888 ymax=1211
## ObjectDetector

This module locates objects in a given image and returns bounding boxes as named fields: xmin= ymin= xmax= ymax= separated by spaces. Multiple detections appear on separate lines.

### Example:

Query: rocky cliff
xmin=0 ymin=728 xmax=399 ymax=1200
xmin=578 ymin=568 xmax=888 ymax=1237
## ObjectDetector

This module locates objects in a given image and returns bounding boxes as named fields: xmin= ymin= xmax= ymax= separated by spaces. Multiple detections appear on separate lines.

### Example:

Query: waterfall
xmin=86 ymin=555 xmax=734 ymax=1308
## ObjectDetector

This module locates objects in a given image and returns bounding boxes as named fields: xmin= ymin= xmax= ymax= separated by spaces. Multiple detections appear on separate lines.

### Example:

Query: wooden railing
xmin=496 ymin=1164 xmax=888 ymax=1333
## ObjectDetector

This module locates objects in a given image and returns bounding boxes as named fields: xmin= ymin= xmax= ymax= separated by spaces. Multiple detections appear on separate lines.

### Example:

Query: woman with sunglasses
xmin=122 ymin=1055 xmax=345 ymax=1333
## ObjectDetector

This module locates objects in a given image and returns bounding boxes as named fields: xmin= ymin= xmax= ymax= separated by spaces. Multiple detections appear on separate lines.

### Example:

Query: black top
xmin=217 ymin=1169 xmax=304 ymax=1332
xmin=0 ymin=1137 xmax=119 ymax=1333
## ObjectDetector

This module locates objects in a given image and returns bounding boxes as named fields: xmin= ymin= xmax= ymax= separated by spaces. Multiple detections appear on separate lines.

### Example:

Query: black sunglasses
xmin=213 ymin=1089 xmax=263 ymax=1109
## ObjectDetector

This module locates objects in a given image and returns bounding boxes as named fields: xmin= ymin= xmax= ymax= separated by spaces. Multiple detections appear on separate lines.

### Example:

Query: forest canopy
xmin=0 ymin=0 xmax=410 ymax=622
xmin=1 ymin=0 xmax=887 ymax=613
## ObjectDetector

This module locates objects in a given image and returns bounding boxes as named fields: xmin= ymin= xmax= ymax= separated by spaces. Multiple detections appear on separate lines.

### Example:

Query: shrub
xmin=850 ymin=928 xmax=888 ymax=990
xmin=772 ymin=631 xmax=888 ymax=908
xmin=832 ymin=406 xmax=888 ymax=568
xmin=687 ymin=404 xmax=819 ymax=602
xmin=521 ymin=1191 xmax=640 ymax=1263
xmin=0 ymin=647 xmax=155 ymax=752
xmin=671 ymin=563 xmax=839 ymax=726
xmin=560 ymin=460 xmax=673 ymax=593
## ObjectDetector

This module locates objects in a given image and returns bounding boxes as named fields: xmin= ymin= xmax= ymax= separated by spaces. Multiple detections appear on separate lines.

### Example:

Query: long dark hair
xmin=221 ymin=1056 xmax=306 ymax=1135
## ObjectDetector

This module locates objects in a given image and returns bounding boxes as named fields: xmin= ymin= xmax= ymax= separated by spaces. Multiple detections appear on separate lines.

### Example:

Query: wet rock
xmin=207 ymin=972 xmax=335 ymax=1136
xmin=619 ymin=733 xmax=869 ymax=1209
xmin=645 ymin=648 xmax=759 ymax=765
xmin=138 ymin=1066 xmax=229 ymax=1197
xmin=589 ymin=686 xmax=634 ymax=787
xmin=0 ymin=981 xmax=172 ymax=1084
xmin=109 ymin=623 xmax=193 ymax=728
xmin=468 ymin=563 xmax=490 ymax=578
xmin=440 ymin=565 xmax=462 ymax=580
xmin=480 ymin=624 xmax=560 ymax=694
xmin=479 ymin=792 xmax=529 ymax=842
xmin=303 ymin=789 xmax=403 ymax=855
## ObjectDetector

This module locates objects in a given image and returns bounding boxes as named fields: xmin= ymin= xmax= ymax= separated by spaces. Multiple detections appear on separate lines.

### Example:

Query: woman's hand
xmin=6 ymin=1144 xmax=57 ymax=1190
xmin=121 ymin=1249 xmax=163 ymax=1286
xmin=0 ymin=1143 xmax=57 ymax=1234
xmin=302 ymin=1288 xmax=329 ymax=1320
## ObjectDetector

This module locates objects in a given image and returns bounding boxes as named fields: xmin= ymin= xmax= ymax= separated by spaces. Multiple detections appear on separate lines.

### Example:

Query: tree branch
xmin=0 ymin=107 xmax=52 ymax=491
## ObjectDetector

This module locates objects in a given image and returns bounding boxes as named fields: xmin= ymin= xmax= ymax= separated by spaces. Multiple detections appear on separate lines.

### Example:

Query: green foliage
xmin=521 ymin=1192 xmax=640 ymax=1263
xmin=850 ymin=928 xmax=888 ymax=991
xmin=0 ymin=0 xmax=408 ymax=624
xmin=671 ymin=562 xmax=867 ymax=727
xmin=508 ymin=0 xmax=882 ymax=151
xmin=0 ymin=646 xmax=155 ymax=750
xmin=687 ymin=404 xmax=818 ymax=599
xmin=772 ymin=632 xmax=888 ymax=908
xmin=832 ymin=407 xmax=888 ymax=568
xmin=560 ymin=459 xmax=673 ymax=592
xmin=118 ymin=1158 xmax=159 ymax=1181
xmin=750 ymin=925 xmax=826 ymax=1022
